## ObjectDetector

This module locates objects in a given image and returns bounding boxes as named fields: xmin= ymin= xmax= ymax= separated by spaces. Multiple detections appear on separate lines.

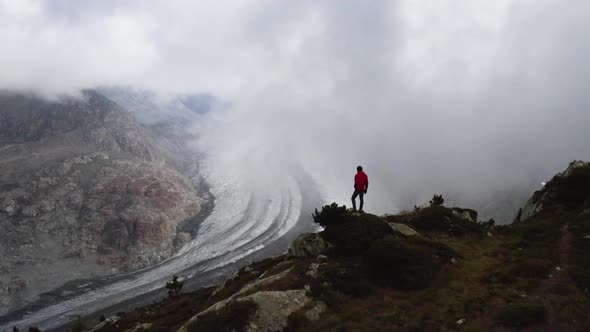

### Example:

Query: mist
xmin=2 ymin=0 xmax=590 ymax=216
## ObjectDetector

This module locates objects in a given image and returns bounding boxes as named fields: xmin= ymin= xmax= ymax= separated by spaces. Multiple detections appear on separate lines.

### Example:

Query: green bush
xmin=324 ymin=268 xmax=372 ymax=297
xmin=362 ymin=236 xmax=440 ymax=289
xmin=549 ymin=164 xmax=590 ymax=209
xmin=406 ymin=206 xmax=452 ymax=233
xmin=429 ymin=194 xmax=444 ymax=206
xmin=450 ymin=217 xmax=485 ymax=236
xmin=165 ymin=275 xmax=184 ymax=298
xmin=406 ymin=236 xmax=458 ymax=261
xmin=313 ymin=203 xmax=355 ymax=227
xmin=496 ymin=303 xmax=546 ymax=327
xmin=321 ymin=213 xmax=393 ymax=254
xmin=285 ymin=310 xmax=311 ymax=332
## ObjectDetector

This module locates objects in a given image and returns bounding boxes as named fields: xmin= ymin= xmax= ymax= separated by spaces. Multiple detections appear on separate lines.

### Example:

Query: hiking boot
xmin=359 ymin=209 xmax=364 ymax=213
xmin=352 ymin=208 xmax=357 ymax=212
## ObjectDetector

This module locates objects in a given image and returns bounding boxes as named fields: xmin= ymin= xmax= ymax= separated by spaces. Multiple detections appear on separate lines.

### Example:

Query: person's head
xmin=357 ymin=166 xmax=363 ymax=172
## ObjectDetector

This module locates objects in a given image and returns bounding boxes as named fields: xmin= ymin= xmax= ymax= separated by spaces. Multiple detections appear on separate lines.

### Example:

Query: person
xmin=352 ymin=165 xmax=368 ymax=212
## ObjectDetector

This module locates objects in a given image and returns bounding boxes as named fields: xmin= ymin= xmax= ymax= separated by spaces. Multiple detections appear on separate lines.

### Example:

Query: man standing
xmin=352 ymin=166 xmax=369 ymax=212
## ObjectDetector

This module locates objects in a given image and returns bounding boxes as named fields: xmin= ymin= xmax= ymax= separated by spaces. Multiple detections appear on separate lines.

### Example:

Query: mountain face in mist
xmin=0 ymin=91 xmax=204 ymax=314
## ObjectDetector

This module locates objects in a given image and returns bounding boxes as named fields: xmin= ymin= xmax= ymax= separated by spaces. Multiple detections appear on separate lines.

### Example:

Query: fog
xmin=2 ymin=0 xmax=590 ymax=216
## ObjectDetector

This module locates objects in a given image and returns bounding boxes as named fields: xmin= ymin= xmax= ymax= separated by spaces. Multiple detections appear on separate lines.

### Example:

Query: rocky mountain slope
xmin=72 ymin=161 xmax=590 ymax=332
xmin=0 ymin=91 xmax=204 ymax=315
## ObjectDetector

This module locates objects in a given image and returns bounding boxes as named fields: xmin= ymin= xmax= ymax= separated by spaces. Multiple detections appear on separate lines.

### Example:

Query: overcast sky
xmin=1 ymin=0 xmax=589 ymax=213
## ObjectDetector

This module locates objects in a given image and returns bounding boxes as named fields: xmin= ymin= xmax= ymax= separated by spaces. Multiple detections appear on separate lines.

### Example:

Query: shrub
xmin=429 ymin=194 xmax=444 ymax=206
xmin=313 ymin=203 xmax=355 ymax=227
xmin=165 ymin=275 xmax=184 ymax=298
xmin=362 ymin=236 xmax=440 ymax=289
xmin=404 ymin=205 xmax=485 ymax=236
xmin=406 ymin=236 xmax=458 ymax=261
xmin=324 ymin=267 xmax=371 ymax=297
xmin=285 ymin=310 xmax=311 ymax=332
xmin=496 ymin=303 xmax=546 ymax=327
xmin=321 ymin=213 xmax=393 ymax=254
xmin=450 ymin=217 xmax=485 ymax=236
xmin=406 ymin=206 xmax=452 ymax=233
xmin=549 ymin=164 xmax=590 ymax=209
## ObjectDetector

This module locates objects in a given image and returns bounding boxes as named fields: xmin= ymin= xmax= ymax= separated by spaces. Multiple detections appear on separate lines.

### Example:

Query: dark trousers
xmin=351 ymin=190 xmax=364 ymax=211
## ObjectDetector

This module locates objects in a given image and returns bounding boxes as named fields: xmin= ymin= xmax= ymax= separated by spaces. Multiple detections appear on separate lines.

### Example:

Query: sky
xmin=1 ymin=0 xmax=589 ymax=214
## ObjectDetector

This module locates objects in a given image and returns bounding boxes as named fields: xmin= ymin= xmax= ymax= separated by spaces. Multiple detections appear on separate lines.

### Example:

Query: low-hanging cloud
xmin=2 ymin=0 xmax=589 ymax=215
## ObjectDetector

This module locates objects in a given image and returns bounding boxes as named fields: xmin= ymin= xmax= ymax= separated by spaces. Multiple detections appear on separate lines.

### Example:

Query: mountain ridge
xmin=71 ymin=160 xmax=590 ymax=332
xmin=0 ymin=91 xmax=206 ymax=316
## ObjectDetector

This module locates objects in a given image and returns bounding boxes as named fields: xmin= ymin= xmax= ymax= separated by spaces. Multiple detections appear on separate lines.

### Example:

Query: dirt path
xmin=540 ymin=224 xmax=578 ymax=331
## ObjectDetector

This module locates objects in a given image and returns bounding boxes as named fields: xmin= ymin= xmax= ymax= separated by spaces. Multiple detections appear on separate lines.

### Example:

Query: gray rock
xmin=125 ymin=323 xmax=152 ymax=332
xmin=451 ymin=208 xmax=478 ymax=222
xmin=238 ymin=267 xmax=293 ymax=296
xmin=288 ymin=233 xmax=330 ymax=258
xmin=387 ymin=222 xmax=419 ymax=236
xmin=178 ymin=289 xmax=309 ymax=332
xmin=240 ymin=290 xmax=309 ymax=332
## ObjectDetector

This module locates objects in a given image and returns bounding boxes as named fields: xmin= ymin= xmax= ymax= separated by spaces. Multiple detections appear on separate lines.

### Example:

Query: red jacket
xmin=354 ymin=171 xmax=369 ymax=191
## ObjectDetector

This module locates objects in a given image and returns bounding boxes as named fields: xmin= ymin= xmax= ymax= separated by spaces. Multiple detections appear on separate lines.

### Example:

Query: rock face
xmin=0 ymin=91 xmax=203 ymax=314
xmin=516 ymin=160 xmax=590 ymax=222
xmin=178 ymin=266 xmax=303 ymax=332
xmin=287 ymin=233 xmax=330 ymax=258
xmin=451 ymin=207 xmax=478 ymax=223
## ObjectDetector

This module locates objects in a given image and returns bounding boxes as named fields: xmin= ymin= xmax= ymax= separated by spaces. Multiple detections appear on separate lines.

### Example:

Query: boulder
xmin=387 ymin=222 xmax=419 ymax=236
xmin=178 ymin=289 xmax=309 ymax=332
xmin=240 ymin=290 xmax=309 ymax=332
xmin=288 ymin=233 xmax=330 ymax=258
xmin=451 ymin=208 xmax=478 ymax=222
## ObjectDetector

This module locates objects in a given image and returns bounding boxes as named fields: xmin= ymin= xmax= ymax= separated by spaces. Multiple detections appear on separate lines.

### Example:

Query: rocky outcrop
xmin=178 ymin=289 xmax=309 ymax=332
xmin=287 ymin=233 xmax=330 ymax=258
xmin=239 ymin=290 xmax=309 ymax=331
xmin=451 ymin=207 xmax=478 ymax=222
xmin=178 ymin=266 xmax=299 ymax=332
xmin=0 ymin=91 xmax=204 ymax=315
xmin=516 ymin=160 xmax=590 ymax=222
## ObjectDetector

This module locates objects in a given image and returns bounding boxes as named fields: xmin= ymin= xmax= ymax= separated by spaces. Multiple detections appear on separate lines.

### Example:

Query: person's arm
xmin=364 ymin=175 xmax=369 ymax=193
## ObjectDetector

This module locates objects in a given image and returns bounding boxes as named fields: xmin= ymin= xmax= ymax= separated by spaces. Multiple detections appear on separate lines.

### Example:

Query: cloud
xmin=1 ymin=0 xmax=589 ymax=215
